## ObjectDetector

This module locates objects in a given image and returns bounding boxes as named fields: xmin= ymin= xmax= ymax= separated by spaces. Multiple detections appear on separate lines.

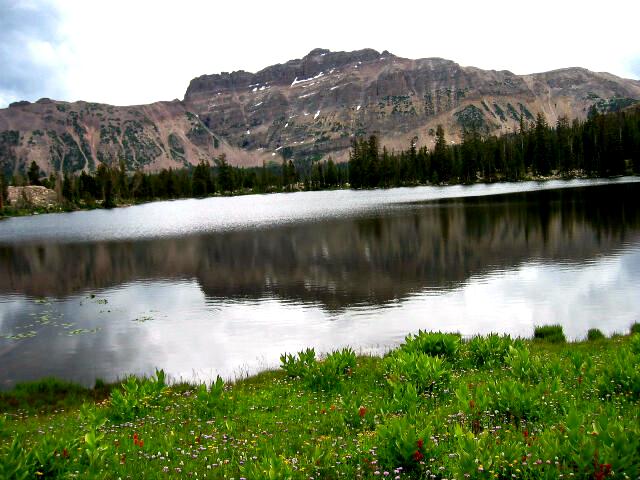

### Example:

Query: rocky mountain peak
xmin=2 ymin=49 xmax=639 ymax=177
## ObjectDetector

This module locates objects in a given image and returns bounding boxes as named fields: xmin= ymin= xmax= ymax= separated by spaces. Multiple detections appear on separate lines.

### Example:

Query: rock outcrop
xmin=7 ymin=186 xmax=58 ymax=208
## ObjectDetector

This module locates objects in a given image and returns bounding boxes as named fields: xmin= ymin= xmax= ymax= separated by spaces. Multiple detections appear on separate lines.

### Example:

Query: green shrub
xmin=534 ymin=324 xmax=566 ymax=343
xmin=587 ymin=328 xmax=606 ymax=341
xmin=303 ymin=348 xmax=356 ymax=391
xmin=505 ymin=346 xmax=539 ymax=381
xmin=280 ymin=348 xmax=316 ymax=378
xmin=385 ymin=350 xmax=451 ymax=395
xmin=376 ymin=416 xmax=430 ymax=470
xmin=108 ymin=369 xmax=167 ymax=421
xmin=488 ymin=378 xmax=543 ymax=425
xmin=387 ymin=381 xmax=420 ymax=414
xmin=194 ymin=376 xmax=228 ymax=416
xmin=598 ymin=350 xmax=640 ymax=399
xmin=466 ymin=334 xmax=522 ymax=368
xmin=401 ymin=330 xmax=460 ymax=359
xmin=631 ymin=322 xmax=640 ymax=335
xmin=630 ymin=333 xmax=640 ymax=355
xmin=324 ymin=347 xmax=356 ymax=375
xmin=0 ymin=436 xmax=34 ymax=479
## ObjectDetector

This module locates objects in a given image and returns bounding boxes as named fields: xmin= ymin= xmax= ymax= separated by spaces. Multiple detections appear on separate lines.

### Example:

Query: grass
xmin=587 ymin=328 xmax=606 ymax=341
xmin=0 ymin=378 xmax=113 ymax=413
xmin=1 ymin=329 xmax=639 ymax=479
xmin=533 ymin=324 xmax=566 ymax=343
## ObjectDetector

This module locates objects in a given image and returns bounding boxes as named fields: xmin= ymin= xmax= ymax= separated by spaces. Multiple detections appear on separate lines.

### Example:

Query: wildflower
xmin=417 ymin=438 xmax=424 ymax=450
xmin=359 ymin=407 xmax=367 ymax=418
xmin=414 ymin=450 xmax=424 ymax=462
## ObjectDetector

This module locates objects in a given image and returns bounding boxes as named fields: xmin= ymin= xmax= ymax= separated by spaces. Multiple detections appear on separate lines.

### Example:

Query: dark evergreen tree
xmin=215 ymin=154 xmax=233 ymax=193
xmin=27 ymin=161 xmax=41 ymax=186
xmin=0 ymin=172 xmax=7 ymax=210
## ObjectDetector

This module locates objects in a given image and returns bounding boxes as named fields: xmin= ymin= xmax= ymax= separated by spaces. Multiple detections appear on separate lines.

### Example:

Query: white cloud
xmin=1 ymin=0 xmax=639 ymax=107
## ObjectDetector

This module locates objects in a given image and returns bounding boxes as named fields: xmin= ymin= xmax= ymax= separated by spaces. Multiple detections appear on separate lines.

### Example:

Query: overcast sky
xmin=1 ymin=0 xmax=639 ymax=108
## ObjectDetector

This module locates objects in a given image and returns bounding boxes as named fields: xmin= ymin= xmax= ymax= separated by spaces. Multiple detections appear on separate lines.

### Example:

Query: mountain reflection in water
xmin=0 ymin=181 xmax=639 ymax=387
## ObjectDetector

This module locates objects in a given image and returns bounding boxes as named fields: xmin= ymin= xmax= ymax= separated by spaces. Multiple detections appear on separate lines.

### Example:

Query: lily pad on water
xmin=1 ymin=330 xmax=38 ymax=340
xmin=67 ymin=328 xmax=101 ymax=336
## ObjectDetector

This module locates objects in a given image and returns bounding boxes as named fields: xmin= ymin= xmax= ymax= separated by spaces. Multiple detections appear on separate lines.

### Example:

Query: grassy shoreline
xmin=2 ymin=326 xmax=639 ymax=479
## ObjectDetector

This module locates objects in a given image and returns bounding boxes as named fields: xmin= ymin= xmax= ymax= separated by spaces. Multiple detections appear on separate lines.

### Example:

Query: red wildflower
xmin=417 ymin=438 xmax=424 ymax=450
xmin=469 ymin=399 xmax=476 ymax=410
xmin=594 ymin=463 xmax=612 ymax=480
xmin=62 ymin=448 xmax=69 ymax=459
xmin=413 ymin=450 xmax=424 ymax=462
xmin=359 ymin=407 xmax=367 ymax=418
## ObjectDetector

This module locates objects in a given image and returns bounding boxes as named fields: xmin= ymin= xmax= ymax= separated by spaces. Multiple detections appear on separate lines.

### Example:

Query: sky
xmin=1 ymin=0 xmax=639 ymax=108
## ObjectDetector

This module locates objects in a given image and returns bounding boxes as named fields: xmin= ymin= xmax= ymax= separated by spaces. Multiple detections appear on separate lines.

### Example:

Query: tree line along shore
xmin=1 ymin=105 xmax=639 ymax=216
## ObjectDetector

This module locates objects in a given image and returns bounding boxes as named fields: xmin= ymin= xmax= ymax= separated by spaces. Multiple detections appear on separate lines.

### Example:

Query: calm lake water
xmin=1 ymin=178 xmax=640 ymax=388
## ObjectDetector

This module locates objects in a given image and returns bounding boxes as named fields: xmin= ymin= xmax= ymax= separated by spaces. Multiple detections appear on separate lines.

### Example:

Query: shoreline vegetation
xmin=1 ymin=325 xmax=639 ymax=478
xmin=1 ymin=106 xmax=639 ymax=219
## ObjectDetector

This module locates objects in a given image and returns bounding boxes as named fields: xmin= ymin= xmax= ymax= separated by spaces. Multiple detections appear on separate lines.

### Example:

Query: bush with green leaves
xmin=630 ymin=322 xmax=640 ymax=335
xmin=385 ymin=350 xmax=451 ymax=395
xmin=194 ymin=375 xmax=228 ymax=416
xmin=466 ymin=333 xmax=522 ymax=368
xmin=304 ymin=348 xmax=356 ymax=391
xmin=280 ymin=348 xmax=356 ymax=391
xmin=0 ymin=436 xmax=33 ymax=480
xmin=598 ymin=349 xmax=640 ymax=399
xmin=376 ymin=416 xmax=431 ymax=471
xmin=505 ymin=345 xmax=540 ymax=381
xmin=488 ymin=378 xmax=544 ymax=425
xmin=532 ymin=408 xmax=640 ymax=478
xmin=279 ymin=348 xmax=316 ymax=378
xmin=630 ymin=333 xmax=640 ymax=355
xmin=401 ymin=330 xmax=460 ymax=359
xmin=108 ymin=369 xmax=167 ymax=421
xmin=387 ymin=381 xmax=420 ymax=414
xmin=534 ymin=324 xmax=566 ymax=343
xmin=587 ymin=328 xmax=606 ymax=341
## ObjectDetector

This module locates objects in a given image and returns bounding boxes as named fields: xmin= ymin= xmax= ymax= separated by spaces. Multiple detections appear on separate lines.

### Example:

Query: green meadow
xmin=1 ymin=326 xmax=639 ymax=479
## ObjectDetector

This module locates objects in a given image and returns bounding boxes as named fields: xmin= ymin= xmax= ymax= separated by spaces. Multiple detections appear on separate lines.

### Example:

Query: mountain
xmin=2 ymin=48 xmax=640 ymax=176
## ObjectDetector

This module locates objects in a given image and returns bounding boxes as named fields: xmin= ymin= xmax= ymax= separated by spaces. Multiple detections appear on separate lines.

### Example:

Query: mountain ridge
xmin=1 ymin=48 xmax=639 ymax=176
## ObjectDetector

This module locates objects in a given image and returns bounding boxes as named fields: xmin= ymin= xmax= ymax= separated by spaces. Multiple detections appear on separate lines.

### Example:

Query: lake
xmin=1 ymin=177 xmax=640 ymax=388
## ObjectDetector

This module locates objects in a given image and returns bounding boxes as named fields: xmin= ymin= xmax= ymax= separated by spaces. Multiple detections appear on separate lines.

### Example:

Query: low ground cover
xmin=1 ymin=326 xmax=639 ymax=479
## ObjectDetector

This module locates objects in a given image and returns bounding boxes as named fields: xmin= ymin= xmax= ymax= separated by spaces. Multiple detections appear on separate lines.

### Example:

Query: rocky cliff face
xmin=184 ymin=48 xmax=640 ymax=163
xmin=1 ymin=48 xmax=639 ymax=176
xmin=0 ymin=98 xmax=274 ymax=177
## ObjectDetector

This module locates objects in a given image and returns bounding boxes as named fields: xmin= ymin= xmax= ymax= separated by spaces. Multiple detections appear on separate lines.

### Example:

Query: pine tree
xmin=533 ymin=112 xmax=551 ymax=175
xmin=431 ymin=125 xmax=448 ymax=183
xmin=0 ymin=172 xmax=7 ymax=210
xmin=326 ymin=158 xmax=338 ymax=187
xmin=27 ymin=161 xmax=41 ymax=186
